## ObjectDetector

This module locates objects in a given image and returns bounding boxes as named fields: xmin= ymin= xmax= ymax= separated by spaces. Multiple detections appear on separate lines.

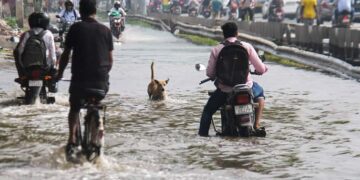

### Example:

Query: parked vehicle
xmin=353 ymin=0 xmax=360 ymax=22
xmin=201 ymin=5 xmax=212 ymax=18
xmin=262 ymin=0 xmax=298 ymax=19
xmin=268 ymin=3 xmax=284 ymax=22
xmin=147 ymin=0 xmax=162 ymax=14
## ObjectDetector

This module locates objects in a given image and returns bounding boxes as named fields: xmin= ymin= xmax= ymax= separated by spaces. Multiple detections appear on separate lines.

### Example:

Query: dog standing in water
xmin=147 ymin=62 xmax=169 ymax=100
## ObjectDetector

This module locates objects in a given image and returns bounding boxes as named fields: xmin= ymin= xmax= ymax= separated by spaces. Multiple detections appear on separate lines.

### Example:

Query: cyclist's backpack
xmin=21 ymin=30 xmax=47 ymax=68
xmin=216 ymin=40 xmax=249 ymax=86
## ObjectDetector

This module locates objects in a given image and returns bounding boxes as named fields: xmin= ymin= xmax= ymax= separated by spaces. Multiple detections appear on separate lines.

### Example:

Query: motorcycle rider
xmin=268 ymin=0 xmax=284 ymax=21
xmin=58 ymin=0 xmax=80 ymax=37
xmin=333 ymin=0 xmax=353 ymax=24
xmin=108 ymin=1 xmax=127 ymax=31
xmin=14 ymin=12 xmax=57 ymax=92
xmin=200 ymin=0 xmax=211 ymax=15
xmin=56 ymin=0 xmax=113 ymax=160
xmin=198 ymin=22 xmax=268 ymax=137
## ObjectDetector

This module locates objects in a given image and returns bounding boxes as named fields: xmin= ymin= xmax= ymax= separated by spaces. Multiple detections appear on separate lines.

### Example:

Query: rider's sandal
xmin=254 ymin=127 xmax=266 ymax=137
xmin=65 ymin=143 xmax=81 ymax=163
xmin=85 ymin=143 xmax=101 ymax=161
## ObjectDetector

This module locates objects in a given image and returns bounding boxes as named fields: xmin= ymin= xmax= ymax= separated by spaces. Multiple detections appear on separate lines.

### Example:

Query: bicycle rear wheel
xmin=83 ymin=109 xmax=101 ymax=161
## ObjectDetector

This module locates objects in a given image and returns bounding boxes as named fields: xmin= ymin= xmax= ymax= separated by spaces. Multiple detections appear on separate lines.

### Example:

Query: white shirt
xmin=17 ymin=28 xmax=56 ymax=67
xmin=337 ymin=0 xmax=352 ymax=12
xmin=58 ymin=9 xmax=80 ymax=23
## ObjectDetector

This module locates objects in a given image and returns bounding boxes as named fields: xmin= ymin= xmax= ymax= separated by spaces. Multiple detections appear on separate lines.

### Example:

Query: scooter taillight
xmin=31 ymin=70 xmax=41 ymax=79
xmin=236 ymin=94 xmax=250 ymax=105
xmin=343 ymin=15 xmax=350 ymax=23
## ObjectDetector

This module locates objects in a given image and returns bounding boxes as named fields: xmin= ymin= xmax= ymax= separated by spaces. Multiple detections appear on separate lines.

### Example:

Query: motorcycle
xmin=15 ymin=67 xmax=56 ymax=105
xmin=187 ymin=2 xmax=199 ymax=17
xmin=147 ymin=0 xmax=161 ymax=14
xmin=333 ymin=10 xmax=351 ymax=28
xmin=109 ymin=12 xmax=125 ymax=39
xmin=195 ymin=50 xmax=266 ymax=137
xmin=55 ymin=15 xmax=77 ymax=48
xmin=201 ymin=5 xmax=212 ymax=18
xmin=268 ymin=4 xmax=284 ymax=22
xmin=170 ymin=1 xmax=182 ymax=15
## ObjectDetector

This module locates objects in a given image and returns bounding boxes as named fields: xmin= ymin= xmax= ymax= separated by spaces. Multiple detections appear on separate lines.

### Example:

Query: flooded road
xmin=1 ymin=25 xmax=360 ymax=179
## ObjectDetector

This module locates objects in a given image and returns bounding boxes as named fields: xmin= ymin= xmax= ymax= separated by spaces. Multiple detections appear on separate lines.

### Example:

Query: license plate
xmin=234 ymin=104 xmax=253 ymax=115
xmin=29 ymin=80 xmax=43 ymax=87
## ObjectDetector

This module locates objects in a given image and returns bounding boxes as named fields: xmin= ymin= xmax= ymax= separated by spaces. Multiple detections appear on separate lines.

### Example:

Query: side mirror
xmin=258 ymin=50 xmax=266 ymax=62
xmin=195 ymin=63 xmax=206 ymax=71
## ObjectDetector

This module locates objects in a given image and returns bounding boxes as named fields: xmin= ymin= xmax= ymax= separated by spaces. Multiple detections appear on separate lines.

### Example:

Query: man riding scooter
xmin=198 ymin=22 xmax=268 ymax=137
xmin=57 ymin=0 xmax=80 ymax=39
xmin=108 ymin=1 xmax=127 ymax=33
xmin=333 ymin=0 xmax=353 ymax=27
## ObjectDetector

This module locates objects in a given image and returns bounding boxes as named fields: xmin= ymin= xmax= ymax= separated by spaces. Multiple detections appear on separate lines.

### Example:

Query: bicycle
xmin=70 ymin=88 xmax=107 ymax=162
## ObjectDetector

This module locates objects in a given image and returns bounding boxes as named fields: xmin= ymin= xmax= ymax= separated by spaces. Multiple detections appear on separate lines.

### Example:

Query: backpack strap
xmin=33 ymin=30 xmax=48 ymax=68
xmin=221 ymin=39 xmax=242 ymax=46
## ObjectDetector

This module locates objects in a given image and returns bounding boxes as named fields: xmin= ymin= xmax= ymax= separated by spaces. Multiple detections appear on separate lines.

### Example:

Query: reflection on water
xmin=0 ymin=25 xmax=360 ymax=179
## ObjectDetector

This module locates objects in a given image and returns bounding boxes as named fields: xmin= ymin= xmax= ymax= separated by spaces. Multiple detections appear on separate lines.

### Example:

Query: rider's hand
xmin=55 ymin=72 xmax=63 ymax=82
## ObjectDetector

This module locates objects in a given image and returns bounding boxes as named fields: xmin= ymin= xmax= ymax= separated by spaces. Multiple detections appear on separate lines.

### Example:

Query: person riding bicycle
xmin=239 ymin=0 xmax=255 ymax=21
xmin=333 ymin=0 xmax=353 ymax=24
xmin=57 ymin=0 xmax=113 ymax=160
xmin=14 ymin=12 xmax=58 ymax=92
xmin=108 ymin=1 xmax=127 ymax=30
xmin=198 ymin=22 xmax=268 ymax=137
xmin=58 ymin=0 xmax=80 ymax=37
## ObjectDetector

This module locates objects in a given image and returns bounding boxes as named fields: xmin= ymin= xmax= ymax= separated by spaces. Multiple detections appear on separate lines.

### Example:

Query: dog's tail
xmin=151 ymin=62 xmax=155 ymax=80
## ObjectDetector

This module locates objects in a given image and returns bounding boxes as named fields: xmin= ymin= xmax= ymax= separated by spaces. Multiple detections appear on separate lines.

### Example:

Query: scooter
xmin=195 ymin=50 xmax=266 ymax=137
xmin=147 ymin=0 xmax=161 ymax=14
xmin=187 ymin=1 xmax=199 ymax=17
xmin=15 ymin=67 xmax=56 ymax=105
xmin=109 ymin=12 xmax=125 ymax=39
xmin=268 ymin=4 xmax=284 ymax=22
xmin=333 ymin=10 xmax=351 ymax=28
xmin=170 ymin=1 xmax=182 ymax=15
xmin=55 ymin=15 xmax=77 ymax=48
xmin=201 ymin=5 xmax=211 ymax=18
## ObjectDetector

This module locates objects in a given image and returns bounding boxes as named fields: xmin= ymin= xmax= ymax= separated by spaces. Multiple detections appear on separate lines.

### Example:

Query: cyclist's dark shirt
xmin=65 ymin=17 xmax=113 ymax=82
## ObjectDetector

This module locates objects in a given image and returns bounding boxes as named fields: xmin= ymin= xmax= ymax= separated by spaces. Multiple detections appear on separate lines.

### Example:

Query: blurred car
xmin=353 ymin=0 xmax=360 ymax=22
xmin=295 ymin=0 xmax=334 ymax=25
xmin=255 ymin=0 xmax=267 ymax=12
xmin=262 ymin=0 xmax=299 ymax=19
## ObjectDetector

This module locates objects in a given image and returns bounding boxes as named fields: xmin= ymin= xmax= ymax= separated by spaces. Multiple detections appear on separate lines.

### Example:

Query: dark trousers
xmin=198 ymin=88 xmax=228 ymax=136
xmin=241 ymin=7 xmax=254 ymax=21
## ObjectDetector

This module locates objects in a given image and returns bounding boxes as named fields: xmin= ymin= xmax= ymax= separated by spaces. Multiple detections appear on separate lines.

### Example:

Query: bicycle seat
xmin=83 ymin=88 xmax=106 ymax=101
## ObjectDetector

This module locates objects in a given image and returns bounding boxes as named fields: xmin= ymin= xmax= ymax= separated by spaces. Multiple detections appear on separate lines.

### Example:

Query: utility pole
xmin=16 ymin=0 xmax=24 ymax=28
xmin=34 ymin=0 xmax=42 ymax=12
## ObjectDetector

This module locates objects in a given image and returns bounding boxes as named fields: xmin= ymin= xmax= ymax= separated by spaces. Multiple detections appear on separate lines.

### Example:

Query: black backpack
xmin=216 ymin=40 xmax=249 ymax=86
xmin=21 ymin=30 xmax=47 ymax=69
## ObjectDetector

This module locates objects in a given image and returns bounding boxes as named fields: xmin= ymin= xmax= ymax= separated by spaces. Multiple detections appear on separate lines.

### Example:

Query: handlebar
xmin=199 ymin=78 xmax=212 ymax=85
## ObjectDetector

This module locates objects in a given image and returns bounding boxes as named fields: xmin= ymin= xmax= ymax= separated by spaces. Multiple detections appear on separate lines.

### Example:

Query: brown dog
xmin=147 ymin=62 xmax=169 ymax=100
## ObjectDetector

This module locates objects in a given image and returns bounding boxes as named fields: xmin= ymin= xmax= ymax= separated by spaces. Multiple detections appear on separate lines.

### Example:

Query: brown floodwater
xmin=0 ymin=25 xmax=359 ymax=179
